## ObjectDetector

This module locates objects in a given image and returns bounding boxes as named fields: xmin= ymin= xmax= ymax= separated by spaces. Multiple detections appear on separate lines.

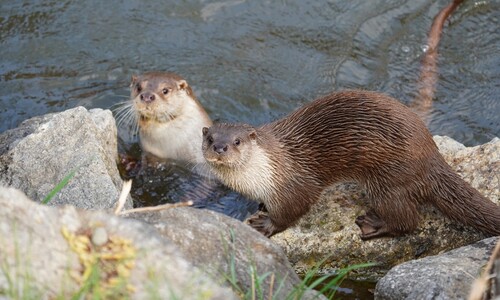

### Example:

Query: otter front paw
xmin=118 ymin=154 xmax=143 ymax=179
xmin=245 ymin=211 xmax=280 ymax=237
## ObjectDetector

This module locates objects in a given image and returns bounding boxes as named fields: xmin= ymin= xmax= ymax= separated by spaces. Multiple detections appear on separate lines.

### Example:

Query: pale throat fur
xmin=212 ymin=139 xmax=276 ymax=204
xmin=138 ymin=90 xmax=209 ymax=163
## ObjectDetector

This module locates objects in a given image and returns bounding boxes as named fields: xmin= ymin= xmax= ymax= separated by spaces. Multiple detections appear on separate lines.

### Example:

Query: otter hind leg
xmin=355 ymin=210 xmax=393 ymax=240
xmin=357 ymin=190 xmax=421 ymax=240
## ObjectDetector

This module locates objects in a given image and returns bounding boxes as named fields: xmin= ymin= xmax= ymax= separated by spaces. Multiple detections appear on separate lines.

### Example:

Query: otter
xmin=201 ymin=90 xmax=500 ymax=239
xmin=114 ymin=72 xmax=259 ymax=219
xmin=115 ymin=71 xmax=212 ymax=168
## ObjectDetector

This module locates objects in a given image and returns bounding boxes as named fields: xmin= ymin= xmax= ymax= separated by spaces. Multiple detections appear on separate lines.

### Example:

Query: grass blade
xmin=42 ymin=169 xmax=77 ymax=204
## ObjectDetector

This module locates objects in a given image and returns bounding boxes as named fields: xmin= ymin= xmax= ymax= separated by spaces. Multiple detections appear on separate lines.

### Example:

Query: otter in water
xmin=114 ymin=72 xmax=259 ymax=219
xmin=201 ymin=90 xmax=500 ymax=239
xmin=115 ymin=71 xmax=212 ymax=167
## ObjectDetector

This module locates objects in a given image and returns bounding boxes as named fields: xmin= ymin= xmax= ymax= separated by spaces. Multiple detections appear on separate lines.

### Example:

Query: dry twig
xmin=469 ymin=239 xmax=500 ymax=300
xmin=113 ymin=179 xmax=193 ymax=215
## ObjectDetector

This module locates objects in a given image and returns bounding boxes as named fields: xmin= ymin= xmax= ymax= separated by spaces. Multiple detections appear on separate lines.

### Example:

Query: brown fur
xmin=202 ymin=91 xmax=500 ymax=239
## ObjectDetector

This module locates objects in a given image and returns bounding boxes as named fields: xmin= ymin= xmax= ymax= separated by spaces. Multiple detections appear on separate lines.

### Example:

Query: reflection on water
xmin=126 ymin=160 xmax=259 ymax=221
xmin=1 ymin=0 xmax=498 ymax=145
xmin=323 ymin=278 xmax=376 ymax=300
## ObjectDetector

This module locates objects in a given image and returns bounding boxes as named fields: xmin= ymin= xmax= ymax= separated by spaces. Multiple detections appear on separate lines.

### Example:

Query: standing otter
xmin=201 ymin=90 xmax=500 ymax=239
xmin=115 ymin=71 xmax=212 ymax=167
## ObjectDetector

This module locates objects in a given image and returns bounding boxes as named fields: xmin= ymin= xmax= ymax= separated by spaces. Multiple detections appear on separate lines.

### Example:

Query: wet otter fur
xmin=202 ymin=90 xmax=500 ymax=239
xmin=115 ymin=71 xmax=212 ymax=167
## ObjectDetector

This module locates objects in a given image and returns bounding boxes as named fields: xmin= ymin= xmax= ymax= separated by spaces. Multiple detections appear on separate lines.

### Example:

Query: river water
xmin=1 ymin=0 xmax=499 ymax=144
xmin=1 ymin=0 xmax=499 ymax=298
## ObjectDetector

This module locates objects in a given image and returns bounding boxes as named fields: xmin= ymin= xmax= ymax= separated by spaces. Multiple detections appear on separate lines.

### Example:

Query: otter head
xmin=130 ymin=71 xmax=194 ymax=124
xmin=202 ymin=123 xmax=257 ymax=169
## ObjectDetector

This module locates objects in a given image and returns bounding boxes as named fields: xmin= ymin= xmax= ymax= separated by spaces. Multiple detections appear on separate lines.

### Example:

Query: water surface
xmin=1 ymin=0 xmax=499 ymax=144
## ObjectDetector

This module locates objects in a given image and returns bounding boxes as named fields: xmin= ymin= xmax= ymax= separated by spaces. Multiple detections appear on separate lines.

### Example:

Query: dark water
xmin=323 ymin=279 xmax=376 ymax=300
xmin=1 ymin=0 xmax=499 ymax=144
xmin=1 ymin=0 xmax=499 ymax=296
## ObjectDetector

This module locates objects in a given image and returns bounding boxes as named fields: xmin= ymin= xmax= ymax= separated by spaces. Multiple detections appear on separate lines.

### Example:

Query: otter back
xmin=202 ymin=91 xmax=500 ymax=239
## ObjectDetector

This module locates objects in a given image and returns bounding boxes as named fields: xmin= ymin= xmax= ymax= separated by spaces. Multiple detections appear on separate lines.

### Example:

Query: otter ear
xmin=178 ymin=79 xmax=188 ymax=90
xmin=130 ymin=75 xmax=138 ymax=87
xmin=202 ymin=127 xmax=209 ymax=136
xmin=249 ymin=130 xmax=257 ymax=140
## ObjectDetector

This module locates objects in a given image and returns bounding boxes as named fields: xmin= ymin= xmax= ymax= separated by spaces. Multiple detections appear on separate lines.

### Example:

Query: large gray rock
xmin=374 ymin=237 xmax=499 ymax=300
xmin=272 ymin=136 xmax=499 ymax=278
xmin=0 ymin=187 xmax=237 ymax=299
xmin=0 ymin=107 xmax=326 ymax=299
xmin=0 ymin=107 xmax=129 ymax=209
xmin=129 ymin=207 xmax=325 ymax=300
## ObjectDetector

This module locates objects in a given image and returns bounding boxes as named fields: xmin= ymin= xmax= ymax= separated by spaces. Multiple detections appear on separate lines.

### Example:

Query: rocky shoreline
xmin=0 ymin=107 xmax=498 ymax=299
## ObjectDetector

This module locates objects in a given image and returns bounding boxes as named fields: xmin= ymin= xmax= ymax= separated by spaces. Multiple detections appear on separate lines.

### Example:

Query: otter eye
xmin=234 ymin=138 xmax=241 ymax=146
xmin=136 ymin=84 xmax=142 ymax=92
xmin=162 ymin=88 xmax=169 ymax=95
xmin=207 ymin=136 xmax=214 ymax=144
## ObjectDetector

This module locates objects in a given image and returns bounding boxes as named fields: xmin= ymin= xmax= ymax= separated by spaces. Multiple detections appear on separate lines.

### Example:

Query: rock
xmin=272 ymin=137 xmax=499 ymax=279
xmin=1 ymin=105 xmax=496 ymax=292
xmin=128 ymin=207 xmax=325 ymax=300
xmin=374 ymin=237 xmax=499 ymax=300
xmin=433 ymin=136 xmax=499 ymax=201
xmin=0 ymin=107 xmax=130 ymax=209
xmin=0 ymin=186 xmax=238 ymax=299
xmin=0 ymin=107 xmax=326 ymax=298
xmin=0 ymin=187 xmax=325 ymax=299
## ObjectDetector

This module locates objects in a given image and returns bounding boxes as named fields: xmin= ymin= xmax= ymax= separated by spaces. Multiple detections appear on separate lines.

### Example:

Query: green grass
xmin=291 ymin=261 xmax=376 ymax=299
xmin=42 ymin=168 xmax=77 ymax=204
xmin=42 ymin=158 xmax=96 ymax=204
xmin=0 ymin=225 xmax=43 ymax=299
xmin=5 ymin=166 xmax=376 ymax=299
xmin=219 ymin=229 xmax=376 ymax=300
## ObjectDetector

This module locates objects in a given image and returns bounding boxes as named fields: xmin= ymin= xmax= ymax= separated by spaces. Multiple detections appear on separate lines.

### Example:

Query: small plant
xmin=42 ymin=158 xmax=96 ymax=205
xmin=61 ymin=226 xmax=136 ymax=299
xmin=289 ymin=261 xmax=376 ymax=300
xmin=219 ymin=229 xmax=375 ymax=300
xmin=0 ymin=225 xmax=43 ymax=299
xmin=0 ymin=259 xmax=43 ymax=299
xmin=42 ymin=169 xmax=77 ymax=204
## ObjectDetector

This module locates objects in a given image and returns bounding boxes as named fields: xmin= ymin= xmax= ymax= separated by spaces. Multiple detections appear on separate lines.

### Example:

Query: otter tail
xmin=430 ymin=158 xmax=500 ymax=236
xmin=410 ymin=0 xmax=464 ymax=120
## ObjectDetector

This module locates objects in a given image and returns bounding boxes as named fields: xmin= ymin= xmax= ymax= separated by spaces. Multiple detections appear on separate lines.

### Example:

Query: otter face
xmin=130 ymin=72 xmax=192 ymax=124
xmin=202 ymin=123 xmax=257 ymax=168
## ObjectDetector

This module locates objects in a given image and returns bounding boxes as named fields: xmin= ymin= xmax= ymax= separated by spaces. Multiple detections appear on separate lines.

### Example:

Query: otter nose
xmin=213 ymin=144 xmax=228 ymax=154
xmin=140 ymin=92 xmax=155 ymax=103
